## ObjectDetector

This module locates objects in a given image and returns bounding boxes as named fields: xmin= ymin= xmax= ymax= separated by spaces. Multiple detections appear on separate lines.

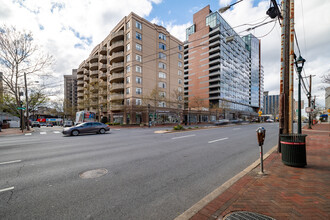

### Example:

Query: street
xmin=0 ymin=123 xmax=279 ymax=220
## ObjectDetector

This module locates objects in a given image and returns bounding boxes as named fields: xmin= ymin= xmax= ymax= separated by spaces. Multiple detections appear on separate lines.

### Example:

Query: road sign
xmin=327 ymin=109 xmax=330 ymax=113
xmin=258 ymin=111 xmax=262 ymax=115
xmin=17 ymin=107 xmax=26 ymax=110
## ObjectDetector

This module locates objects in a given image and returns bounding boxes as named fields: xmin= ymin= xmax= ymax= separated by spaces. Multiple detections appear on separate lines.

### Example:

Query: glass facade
xmin=206 ymin=12 xmax=220 ymax=29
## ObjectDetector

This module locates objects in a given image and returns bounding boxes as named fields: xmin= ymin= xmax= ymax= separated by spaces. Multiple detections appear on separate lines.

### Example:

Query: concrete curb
xmin=174 ymin=144 xmax=278 ymax=220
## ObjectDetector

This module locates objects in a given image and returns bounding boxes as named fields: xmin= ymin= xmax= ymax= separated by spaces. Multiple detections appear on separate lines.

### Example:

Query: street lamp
xmin=295 ymin=55 xmax=306 ymax=134
xmin=219 ymin=0 xmax=243 ymax=13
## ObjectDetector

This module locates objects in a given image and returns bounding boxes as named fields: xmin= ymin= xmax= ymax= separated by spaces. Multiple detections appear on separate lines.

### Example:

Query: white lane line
xmin=0 ymin=187 xmax=14 ymax=193
xmin=25 ymin=133 xmax=32 ymax=135
xmin=171 ymin=134 xmax=196 ymax=140
xmin=40 ymin=132 xmax=47 ymax=135
xmin=208 ymin=137 xmax=228 ymax=144
xmin=0 ymin=160 xmax=22 ymax=165
xmin=115 ymin=129 xmax=120 ymax=131
xmin=53 ymin=131 xmax=61 ymax=133
xmin=233 ymin=128 xmax=241 ymax=130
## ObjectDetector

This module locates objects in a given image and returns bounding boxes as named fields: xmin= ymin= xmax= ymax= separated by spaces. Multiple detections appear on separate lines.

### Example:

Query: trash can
xmin=280 ymin=134 xmax=307 ymax=167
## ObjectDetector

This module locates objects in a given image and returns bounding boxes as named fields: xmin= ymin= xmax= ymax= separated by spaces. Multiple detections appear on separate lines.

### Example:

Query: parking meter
xmin=256 ymin=127 xmax=266 ymax=173
xmin=256 ymin=127 xmax=266 ymax=146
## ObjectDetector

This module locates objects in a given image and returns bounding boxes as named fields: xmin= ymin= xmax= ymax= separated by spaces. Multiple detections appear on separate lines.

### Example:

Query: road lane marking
xmin=0 ymin=160 xmax=22 ymax=165
xmin=171 ymin=134 xmax=196 ymax=140
xmin=115 ymin=129 xmax=120 ymax=131
xmin=0 ymin=187 xmax=14 ymax=193
xmin=233 ymin=128 xmax=241 ymax=130
xmin=25 ymin=133 xmax=32 ymax=135
xmin=208 ymin=137 xmax=228 ymax=144
xmin=53 ymin=131 xmax=61 ymax=133
xmin=40 ymin=132 xmax=47 ymax=135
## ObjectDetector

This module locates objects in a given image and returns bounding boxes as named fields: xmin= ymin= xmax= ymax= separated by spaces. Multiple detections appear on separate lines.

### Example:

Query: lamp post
xmin=295 ymin=55 xmax=306 ymax=134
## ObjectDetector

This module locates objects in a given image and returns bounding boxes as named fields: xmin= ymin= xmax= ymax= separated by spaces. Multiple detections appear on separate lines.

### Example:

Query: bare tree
xmin=321 ymin=69 xmax=330 ymax=84
xmin=142 ymin=86 xmax=166 ymax=123
xmin=0 ymin=25 xmax=53 ymax=128
xmin=170 ymin=89 xmax=184 ymax=123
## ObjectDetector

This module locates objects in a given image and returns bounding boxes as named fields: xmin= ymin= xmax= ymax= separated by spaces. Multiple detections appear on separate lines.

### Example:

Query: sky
xmin=1 ymin=0 xmax=329 ymax=110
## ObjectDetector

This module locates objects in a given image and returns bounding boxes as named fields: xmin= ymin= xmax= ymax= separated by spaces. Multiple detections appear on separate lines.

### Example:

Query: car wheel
xmin=99 ymin=128 xmax=105 ymax=134
xmin=71 ymin=130 xmax=79 ymax=136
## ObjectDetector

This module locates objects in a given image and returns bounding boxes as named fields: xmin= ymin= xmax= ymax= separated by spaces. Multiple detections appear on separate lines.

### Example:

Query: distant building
xmin=263 ymin=91 xmax=279 ymax=116
xmin=326 ymin=87 xmax=330 ymax=110
xmin=64 ymin=69 xmax=77 ymax=119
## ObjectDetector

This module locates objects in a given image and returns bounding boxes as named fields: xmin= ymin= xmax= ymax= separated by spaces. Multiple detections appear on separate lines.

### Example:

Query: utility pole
xmin=302 ymin=75 xmax=315 ymax=129
xmin=24 ymin=72 xmax=30 ymax=131
xmin=279 ymin=0 xmax=292 ymax=152
xmin=288 ymin=0 xmax=295 ymax=133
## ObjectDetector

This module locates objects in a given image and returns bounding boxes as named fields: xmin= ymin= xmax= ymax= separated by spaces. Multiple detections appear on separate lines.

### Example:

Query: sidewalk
xmin=181 ymin=123 xmax=330 ymax=220
xmin=0 ymin=128 xmax=34 ymax=136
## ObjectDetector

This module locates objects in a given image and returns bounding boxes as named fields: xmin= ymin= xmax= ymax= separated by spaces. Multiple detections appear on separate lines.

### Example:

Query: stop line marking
xmin=0 ymin=187 xmax=15 ymax=193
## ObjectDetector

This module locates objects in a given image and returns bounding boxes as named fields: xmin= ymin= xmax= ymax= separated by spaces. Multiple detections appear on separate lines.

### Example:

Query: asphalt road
xmin=0 ymin=123 xmax=279 ymax=220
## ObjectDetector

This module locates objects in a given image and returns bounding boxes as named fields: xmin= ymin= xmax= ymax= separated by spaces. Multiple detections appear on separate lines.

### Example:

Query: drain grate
xmin=224 ymin=211 xmax=276 ymax=220
xmin=79 ymin=168 xmax=108 ymax=179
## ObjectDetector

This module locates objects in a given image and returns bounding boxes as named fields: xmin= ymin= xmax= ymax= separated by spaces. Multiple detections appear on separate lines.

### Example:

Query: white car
xmin=266 ymin=119 xmax=274 ymax=123
xmin=63 ymin=121 xmax=73 ymax=127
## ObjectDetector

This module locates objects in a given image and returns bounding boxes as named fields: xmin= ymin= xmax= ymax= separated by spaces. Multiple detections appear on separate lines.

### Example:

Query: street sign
xmin=327 ymin=109 xmax=330 ymax=113
xmin=305 ymin=107 xmax=313 ymax=113
xmin=17 ymin=107 xmax=26 ymax=110
xmin=258 ymin=111 xmax=262 ymax=116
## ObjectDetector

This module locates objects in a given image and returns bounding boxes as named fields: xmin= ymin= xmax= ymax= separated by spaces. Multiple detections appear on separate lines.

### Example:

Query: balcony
xmin=90 ymin=54 xmax=98 ymax=63
xmin=110 ymin=51 xmax=124 ymax=64
xmin=90 ymin=77 xmax=98 ymax=84
xmin=109 ymin=40 xmax=124 ymax=54
xmin=99 ymin=55 xmax=107 ymax=63
xmin=100 ymin=46 xmax=107 ymax=55
xmin=77 ymin=86 xmax=84 ymax=92
xmin=110 ymin=62 xmax=124 ymax=73
xmin=109 ymin=72 xmax=124 ymax=82
xmin=99 ymin=64 xmax=107 ymax=71
xmin=90 ymin=100 xmax=98 ymax=107
xmin=90 ymin=70 xmax=98 ymax=77
xmin=110 ymin=94 xmax=124 ymax=101
xmin=111 ymin=30 xmax=124 ymax=42
xmin=83 ymin=62 xmax=89 ymax=69
xmin=90 ymin=85 xmax=99 ymax=92
xmin=77 ymin=74 xmax=84 ymax=80
xmin=90 ymin=62 xmax=98 ymax=70
xmin=83 ymin=69 xmax=89 ymax=74
xmin=77 ymin=68 xmax=83 ymax=75
xmin=84 ymin=76 xmax=89 ymax=82
xmin=77 ymin=80 xmax=84 ymax=86
xmin=110 ymin=83 xmax=124 ymax=92
xmin=99 ymin=88 xmax=107 ymax=96
xmin=99 ymin=97 xmax=107 ymax=105
xmin=90 ymin=93 xmax=98 ymax=100
xmin=99 ymin=72 xmax=107 ymax=80
xmin=110 ymin=104 xmax=124 ymax=111
xmin=99 ymin=81 xmax=107 ymax=88
xmin=77 ymin=92 xmax=84 ymax=98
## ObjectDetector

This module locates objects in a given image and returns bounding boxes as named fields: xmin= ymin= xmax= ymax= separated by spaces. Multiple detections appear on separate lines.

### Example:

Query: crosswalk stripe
xmin=53 ymin=131 xmax=61 ymax=133
xmin=40 ymin=132 xmax=47 ymax=135
xmin=25 ymin=133 xmax=32 ymax=136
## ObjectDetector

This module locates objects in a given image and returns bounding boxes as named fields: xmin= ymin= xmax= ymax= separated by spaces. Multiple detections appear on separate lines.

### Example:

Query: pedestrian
xmin=0 ymin=120 xmax=3 ymax=132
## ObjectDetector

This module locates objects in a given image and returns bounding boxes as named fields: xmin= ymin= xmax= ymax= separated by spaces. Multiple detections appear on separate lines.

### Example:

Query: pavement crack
xmin=16 ymin=163 xmax=25 ymax=178
xmin=6 ymin=190 xmax=14 ymax=204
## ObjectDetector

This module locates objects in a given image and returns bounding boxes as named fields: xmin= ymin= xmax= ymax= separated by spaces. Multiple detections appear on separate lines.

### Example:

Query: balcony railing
xmin=90 ymin=62 xmax=98 ymax=70
xmin=99 ymin=81 xmax=107 ymax=88
xmin=110 ymin=51 xmax=124 ymax=61
xmin=111 ymin=30 xmax=124 ymax=38
xmin=109 ymin=41 xmax=124 ymax=52
xmin=90 ymin=70 xmax=98 ymax=77
xmin=90 ymin=77 xmax=98 ymax=84
xmin=110 ymin=83 xmax=124 ymax=91
xmin=77 ymin=92 xmax=84 ymax=97
xmin=99 ymin=72 xmax=107 ymax=79
xmin=110 ymin=94 xmax=124 ymax=101
xmin=110 ymin=104 xmax=124 ymax=111
xmin=109 ymin=72 xmax=124 ymax=81
xmin=99 ymin=64 xmax=107 ymax=71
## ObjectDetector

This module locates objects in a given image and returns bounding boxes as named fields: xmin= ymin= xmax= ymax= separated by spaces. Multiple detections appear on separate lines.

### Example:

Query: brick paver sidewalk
xmin=189 ymin=123 xmax=330 ymax=220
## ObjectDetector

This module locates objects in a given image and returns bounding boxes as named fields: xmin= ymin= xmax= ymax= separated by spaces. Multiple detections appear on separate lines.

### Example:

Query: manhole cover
xmin=224 ymin=211 xmax=276 ymax=220
xmin=79 ymin=168 xmax=108 ymax=179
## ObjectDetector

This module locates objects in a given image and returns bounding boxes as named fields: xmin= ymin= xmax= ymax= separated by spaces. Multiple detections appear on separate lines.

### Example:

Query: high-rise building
xmin=263 ymin=91 xmax=279 ymax=116
xmin=0 ymin=72 xmax=3 ymax=105
xmin=76 ymin=12 xmax=184 ymax=124
xmin=64 ymin=69 xmax=77 ymax=119
xmin=326 ymin=87 xmax=330 ymax=110
xmin=184 ymin=5 xmax=263 ymax=120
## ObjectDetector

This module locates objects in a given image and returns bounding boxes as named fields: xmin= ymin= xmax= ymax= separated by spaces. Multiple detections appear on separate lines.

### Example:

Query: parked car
xmin=46 ymin=123 xmax=53 ymax=127
xmin=266 ymin=118 xmax=274 ymax=123
xmin=213 ymin=119 xmax=230 ymax=125
xmin=40 ymin=122 xmax=46 ymax=126
xmin=31 ymin=121 xmax=40 ymax=128
xmin=63 ymin=121 xmax=73 ymax=127
xmin=62 ymin=122 xmax=110 ymax=136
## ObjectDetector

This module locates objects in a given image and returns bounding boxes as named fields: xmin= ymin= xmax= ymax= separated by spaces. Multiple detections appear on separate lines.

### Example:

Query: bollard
xmin=256 ymin=127 xmax=266 ymax=174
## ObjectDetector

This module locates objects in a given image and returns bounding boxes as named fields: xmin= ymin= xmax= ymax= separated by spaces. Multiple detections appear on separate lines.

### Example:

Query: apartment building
xmin=184 ymin=5 xmax=263 ymax=121
xmin=263 ymin=91 xmax=279 ymax=116
xmin=63 ymin=69 xmax=77 ymax=119
xmin=77 ymin=12 xmax=184 ymax=124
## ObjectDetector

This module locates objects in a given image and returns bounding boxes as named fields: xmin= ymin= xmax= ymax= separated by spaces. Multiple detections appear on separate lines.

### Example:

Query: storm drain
xmin=79 ymin=168 xmax=108 ymax=179
xmin=224 ymin=211 xmax=276 ymax=220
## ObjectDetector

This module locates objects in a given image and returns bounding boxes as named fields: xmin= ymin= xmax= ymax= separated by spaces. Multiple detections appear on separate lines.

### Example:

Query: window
xmin=158 ymin=52 xmax=166 ymax=60
xmin=178 ymin=70 xmax=182 ymax=76
xmin=178 ymin=53 xmax=182 ymax=59
xmin=158 ymin=72 xmax=166 ymax=79
xmin=126 ymin=21 xmax=130 ymax=30
xmin=136 ymin=76 xmax=142 ymax=84
xmin=136 ymin=21 xmax=142 ymax=30
xmin=136 ymin=43 xmax=142 ymax=51
xmin=136 ymin=54 xmax=142 ymax=62
xmin=158 ymin=82 xmax=166 ymax=88
xmin=158 ymin=62 xmax=166 ymax=69
xmin=158 ymin=101 xmax=166 ymax=107
xmin=136 ymin=98 xmax=142 ymax=105
xmin=126 ymin=32 xmax=130 ymax=40
xmin=126 ymin=87 xmax=130 ymax=94
xmin=178 ymin=45 xmax=182 ymax=51
xmin=159 ymin=92 xmax=166 ymax=98
xmin=126 ymin=99 xmax=130 ymax=105
xmin=178 ymin=87 xmax=182 ymax=92
xmin=159 ymin=33 xmax=166 ymax=41
xmin=126 ymin=54 xmax=131 ymax=62
xmin=178 ymin=79 xmax=182 ymax=84
xmin=126 ymin=43 xmax=130 ymax=51
xmin=126 ymin=65 xmax=131 ymax=72
xmin=178 ymin=96 xmax=182 ymax=101
xmin=136 ymin=32 xmax=142 ymax=40
xmin=159 ymin=43 xmax=166 ymax=50
xmin=178 ymin=61 xmax=182 ymax=67
xmin=126 ymin=76 xmax=130 ymax=84
xmin=136 ymin=88 xmax=142 ymax=95
xmin=136 ymin=65 xmax=142 ymax=73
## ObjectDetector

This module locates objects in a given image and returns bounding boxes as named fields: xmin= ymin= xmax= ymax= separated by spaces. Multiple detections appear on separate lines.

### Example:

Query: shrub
xmin=173 ymin=124 xmax=184 ymax=130
xmin=188 ymin=127 xmax=192 ymax=129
